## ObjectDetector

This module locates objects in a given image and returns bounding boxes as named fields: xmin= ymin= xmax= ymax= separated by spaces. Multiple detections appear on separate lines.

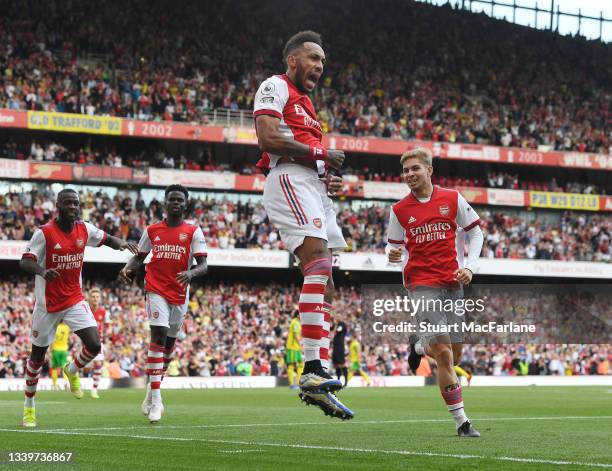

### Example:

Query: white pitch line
xmin=218 ymin=449 xmax=263 ymax=454
xmin=2 ymin=429 xmax=611 ymax=468
xmin=9 ymin=415 xmax=612 ymax=434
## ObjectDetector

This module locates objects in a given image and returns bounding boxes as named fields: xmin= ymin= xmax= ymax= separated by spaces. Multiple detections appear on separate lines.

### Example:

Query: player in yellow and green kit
xmin=286 ymin=311 xmax=304 ymax=390
xmin=348 ymin=334 xmax=371 ymax=386
xmin=50 ymin=322 xmax=70 ymax=390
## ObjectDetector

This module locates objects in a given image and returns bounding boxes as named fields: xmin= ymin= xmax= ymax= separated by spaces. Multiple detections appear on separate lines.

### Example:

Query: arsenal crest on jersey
xmin=179 ymin=233 xmax=188 ymax=242
xmin=313 ymin=218 xmax=322 ymax=229
xmin=439 ymin=205 xmax=450 ymax=216
xmin=76 ymin=238 xmax=85 ymax=248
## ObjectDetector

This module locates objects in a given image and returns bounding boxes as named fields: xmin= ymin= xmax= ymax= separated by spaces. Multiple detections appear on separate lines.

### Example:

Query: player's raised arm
xmin=83 ymin=221 xmax=138 ymax=254
xmin=385 ymin=208 xmax=407 ymax=264
xmin=103 ymin=235 xmax=139 ymax=254
xmin=119 ymin=228 xmax=150 ymax=283
xmin=254 ymin=78 xmax=344 ymax=170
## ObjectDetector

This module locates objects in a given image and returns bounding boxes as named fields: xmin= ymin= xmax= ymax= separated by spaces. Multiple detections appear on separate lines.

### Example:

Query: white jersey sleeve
xmin=23 ymin=229 xmax=46 ymax=263
xmin=253 ymin=76 xmax=289 ymax=120
xmin=137 ymin=228 xmax=152 ymax=255
xmin=85 ymin=222 xmax=107 ymax=247
xmin=385 ymin=207 xmax=408 ymax=259
xmin=456 ymin=194 xmax=480 ymax=231
xmin=463 ymin=225 xmax=484 ymax=273
xmin=191 ymin=227 xmax=208 ymax=257
xmin=386 ymin=208 xmax=406 ymax=247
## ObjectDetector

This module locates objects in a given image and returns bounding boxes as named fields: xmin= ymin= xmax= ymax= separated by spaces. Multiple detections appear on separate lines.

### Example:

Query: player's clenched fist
xmin=327 ymin=149 xmax=345 ymax=170
xmin=388 ymin=248 xmax=403 ymax=263
xmin=321 ymin=174 xmax=343 ymax=196
xmin=43 ymin=269 xmax=61 ymax=281
xmin=118 ymin=267 xmax=134 ymax=283
xmin=454 ymin=268 xmax=473 ymax=285
xmin=118 ymin=241 xmax=139 ymax=255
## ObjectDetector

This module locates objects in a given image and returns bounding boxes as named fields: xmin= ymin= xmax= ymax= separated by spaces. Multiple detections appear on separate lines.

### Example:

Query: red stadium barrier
xmin=1 ymin=109 xmax=610 ymax=171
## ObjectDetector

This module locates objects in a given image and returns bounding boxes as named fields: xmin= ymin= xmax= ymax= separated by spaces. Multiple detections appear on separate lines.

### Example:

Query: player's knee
xmin=430 ymin=344 xmax=453 ymax=366
xmin=30 ymin=345 xmax=47 ymax=363
xmin=452 ymin=345 xmax=463 ymax=365
xmin=324 ymin=277 xmax=335 ymax=300
xmin=88 ymin=341 xmax=101 ymax=356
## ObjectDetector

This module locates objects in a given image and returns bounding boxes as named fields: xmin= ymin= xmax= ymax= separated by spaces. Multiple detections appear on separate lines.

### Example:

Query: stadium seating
xmin=0 ymin=279 xmax=609 ymax=379
xmin=0 ymin=188 xmax=610 ymax=261
xmin=0 ymin=0 xmax=609 ymax=153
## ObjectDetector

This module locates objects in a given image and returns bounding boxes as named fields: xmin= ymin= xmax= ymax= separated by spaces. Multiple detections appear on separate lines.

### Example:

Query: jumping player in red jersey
xmin=386 ymin=148 xmax=484 ymax=437
xmin=88 ymin=287 xmax=106 ymax=399
xmin=19 ymin=188 xmax=138 ymax=427
xmin=254 ymin=30 xmax=353 ymax=420
xmin=119 ymin=185 xmax=208 ymax=423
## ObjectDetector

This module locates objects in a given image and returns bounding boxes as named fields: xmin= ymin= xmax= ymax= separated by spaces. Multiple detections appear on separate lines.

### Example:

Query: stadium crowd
xmin=0 ymin=280 xmax=610 ymax=379
xmin=0 ymin=188 xmax=610 ymax=262
xmin=0 ymin=0 xmax=610 ymax=154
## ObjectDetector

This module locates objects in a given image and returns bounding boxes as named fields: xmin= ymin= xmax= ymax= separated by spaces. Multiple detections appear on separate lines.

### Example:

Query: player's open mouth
xmin=306 ymin=73 xmax=320 ymax=88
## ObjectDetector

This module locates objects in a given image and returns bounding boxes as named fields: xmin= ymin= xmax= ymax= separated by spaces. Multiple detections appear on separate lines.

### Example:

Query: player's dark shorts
xmin=332 ymin=347 xmax=345 ymax=366
xmin=51 ymin=350 xmax=68 ymax=368
xmin=410 ymin=286 xmax=465 ymax=345
xmin=285 ymin=349 xmax=303 ymax=365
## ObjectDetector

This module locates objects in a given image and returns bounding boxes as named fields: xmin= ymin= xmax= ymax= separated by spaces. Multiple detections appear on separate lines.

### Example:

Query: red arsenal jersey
xmin=253 ymin=74 xmax=323 ymax=169
xmin=387 ymin=186 xmax=480 ymax=288
xmin=22 ymin=220 xmax=106 ymax=313
xmin=138 ymin=221 xmax=207 ymax=305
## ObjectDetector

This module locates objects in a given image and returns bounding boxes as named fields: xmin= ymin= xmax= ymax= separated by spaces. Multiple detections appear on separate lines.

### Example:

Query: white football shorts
xmin=146 ymin=291 xmax=188 ymax=338
xmin=31 ymin=300 xmax=97 ymax=347
xmin=263 ymin=163 xmax=347 ymax=253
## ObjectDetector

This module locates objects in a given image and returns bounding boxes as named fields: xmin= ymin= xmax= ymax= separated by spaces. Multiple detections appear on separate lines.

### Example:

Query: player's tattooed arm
xmin=176 ymin=255 xmax=208 ymax=287
xmin=118 ymin=253 xmax=147 ymax=283
xmin=19 ymin=258 xmax=59 ymax=281
xmin=103 ymin=234 xmax=139 ymax=254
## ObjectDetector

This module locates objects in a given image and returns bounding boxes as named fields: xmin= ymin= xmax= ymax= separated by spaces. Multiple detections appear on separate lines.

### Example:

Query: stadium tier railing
xmin=1 ymin=158 xmax=611 ymax=212
xmin=1 ymin=109 xmax=611 ymax=170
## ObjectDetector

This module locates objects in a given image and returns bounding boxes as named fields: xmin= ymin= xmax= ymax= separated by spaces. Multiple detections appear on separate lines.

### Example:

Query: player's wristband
xmin=309 ymin=144 xmax=328 ymax=161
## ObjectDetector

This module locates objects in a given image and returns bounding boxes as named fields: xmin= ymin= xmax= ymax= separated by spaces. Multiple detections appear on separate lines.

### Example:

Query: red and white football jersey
xmin=92 ymin=306 xmax=107 ymax=339
xmin=253 ymin=74 xmax=323 ymax=169
xmin=138 ymin=221 xmax=207 ymax=305
xmin=387 ymin=186 xmax=480 ymax=288
xmin=22 ymin=220 xmax=107 ymax=313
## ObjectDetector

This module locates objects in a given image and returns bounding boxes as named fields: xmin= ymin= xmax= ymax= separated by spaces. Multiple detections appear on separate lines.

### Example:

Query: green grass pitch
xmin=1 ymin=386 xmax=611 ymax=470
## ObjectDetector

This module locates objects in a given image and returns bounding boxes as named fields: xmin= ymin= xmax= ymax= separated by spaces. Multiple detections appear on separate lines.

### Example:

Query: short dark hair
xmin=165 ymin=184 xmax=189 ymax=200
xmin=57 ymin=188 xmax=78 ymax=200
xmin=283 ymin=30 xmax=323 ymax=63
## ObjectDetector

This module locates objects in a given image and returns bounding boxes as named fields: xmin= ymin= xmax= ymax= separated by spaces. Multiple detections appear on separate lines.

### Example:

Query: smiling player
xmin=386 ymin=148 xmax=484 ymax=437
xmin=19 ymin=188 xmax=138 ymax=427
xmin=119 ymin=184 xmax=208 ymax=424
